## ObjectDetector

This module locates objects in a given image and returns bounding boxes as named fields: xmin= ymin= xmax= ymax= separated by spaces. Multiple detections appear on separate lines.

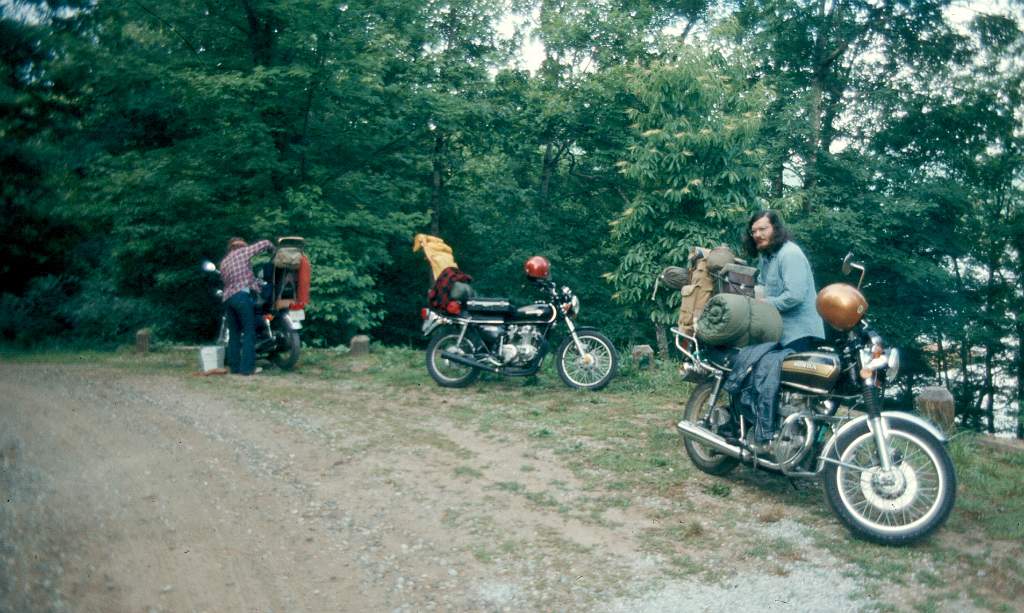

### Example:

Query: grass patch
xmin=524 ymin=490 xmax=562 ymax=508
xmin=454 ymin=465 xmax=483 ymax=479
xmin=494 ymin=481 xmax=524 ymax=493
xmin=947 ymin=433 xmax=1024 ymax=541
xmin=745 ymin=537 xmax=798 ymax=561
xmin=702 ymin=482 xmax=731 ymax=498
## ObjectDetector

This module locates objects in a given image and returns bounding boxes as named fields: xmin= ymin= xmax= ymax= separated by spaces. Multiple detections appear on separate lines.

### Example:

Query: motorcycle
xmin=674 ymin=253 xmax=956 ymax=544
xmin=420 ymin=256 xmax=619 ymax=390
xmin=201 ymin=244 xmax=306 ymax=371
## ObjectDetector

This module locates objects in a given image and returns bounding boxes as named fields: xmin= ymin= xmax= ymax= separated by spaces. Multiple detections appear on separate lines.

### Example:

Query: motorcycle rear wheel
xmin=823 ymin=420 xmax=956 ymax=545
xmin=270 ymin=327 xmax=301 ymax=370
xmin=426 ymin=328 xmax=480 ymax=388
xmin=555 ymin=331 xmax=618 ymax=391
xmin=681 ymin=382 xmax=739 ymax=476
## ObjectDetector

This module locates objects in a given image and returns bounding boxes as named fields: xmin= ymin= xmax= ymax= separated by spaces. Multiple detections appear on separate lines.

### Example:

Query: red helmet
xmin=524 ymin=256 xmax=550 ymax=279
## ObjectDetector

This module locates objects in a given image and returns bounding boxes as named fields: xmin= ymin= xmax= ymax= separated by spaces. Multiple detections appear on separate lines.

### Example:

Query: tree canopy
xmin=2 ymin=0 xmax=1022 ymax=436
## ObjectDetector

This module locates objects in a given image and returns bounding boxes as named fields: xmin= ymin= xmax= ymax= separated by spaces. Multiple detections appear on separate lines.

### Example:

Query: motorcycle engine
xmin=772 ymin=393 xmax=815 ymax=469
xmin=776 ymin=392 xmax=807 ymax=418
xmin=499 ymin=325 xmax=542 ymax=365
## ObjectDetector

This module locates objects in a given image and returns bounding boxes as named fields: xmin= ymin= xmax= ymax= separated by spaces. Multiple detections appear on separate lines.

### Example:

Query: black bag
xmin=716 ymin=263 xmax=757 ymax=297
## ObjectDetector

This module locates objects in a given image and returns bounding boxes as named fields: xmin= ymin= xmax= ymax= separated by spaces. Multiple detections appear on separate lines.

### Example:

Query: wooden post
xmin=915 ymin=386 xmax=955 ymax=433
xmin=631 ymin=344 xmax=655 ymax=370
xmin=349 ymin=335 xmax=370 ymax=357
xmin=135 ymin=328 xmax=151 ymax=353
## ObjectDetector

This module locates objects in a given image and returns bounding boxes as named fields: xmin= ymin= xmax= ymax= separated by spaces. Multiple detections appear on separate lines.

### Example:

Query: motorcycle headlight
xmin=560 ymin=295 xmax=580 ymax=318
xmin=887 ymin=348 xmax=900 ymax=381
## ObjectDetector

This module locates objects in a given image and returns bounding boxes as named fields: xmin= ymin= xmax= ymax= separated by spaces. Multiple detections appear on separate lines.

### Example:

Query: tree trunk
xmin=982 ymin=260 xmax=999 ymax=434
xmin=655 ymin=325 xmax=669 ymax=361
xmin=771 ymin=159 xmax=784 ymax=199
xmin=805 ymin=77 xmax=822 ymax=203
xmin=1017 ymin=318 xmax=1024 ymax=439
xmin=936 ymin=332 xmax=950 ymax=389
xmin=540 ymin=141 xmax=554 ymax=205
xmin=240 ymin=0 xmax=275 ymax=67
xmin=983 ymin=347 xmax=995 ymax=434
xmin=430 ymin=133 xmax=446 ymax=236
xmin=952 ymin=260 xmax=977 ymax=430
xmin=298 ymin=52 xmax=325 ymax=182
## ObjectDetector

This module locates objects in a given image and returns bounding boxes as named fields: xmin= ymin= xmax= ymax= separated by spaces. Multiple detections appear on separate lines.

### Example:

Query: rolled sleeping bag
xmin=696 ymin=293 xmax=782 ymax=347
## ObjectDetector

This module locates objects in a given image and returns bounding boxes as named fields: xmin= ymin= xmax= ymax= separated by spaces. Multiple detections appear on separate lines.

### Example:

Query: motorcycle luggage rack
xmin=670 ymin=327 xmax=726 ymax=379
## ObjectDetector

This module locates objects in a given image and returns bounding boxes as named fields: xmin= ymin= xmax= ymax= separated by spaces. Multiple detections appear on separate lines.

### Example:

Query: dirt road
xmin=0 ymin=356 xmax=1005 ymax=612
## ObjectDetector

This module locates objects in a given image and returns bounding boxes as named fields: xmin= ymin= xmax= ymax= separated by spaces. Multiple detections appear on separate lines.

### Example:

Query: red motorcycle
xmin=202 ymin=237 xmax=309 ymax=370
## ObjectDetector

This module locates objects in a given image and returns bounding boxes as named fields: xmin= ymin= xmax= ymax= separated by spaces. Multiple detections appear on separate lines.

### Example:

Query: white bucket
xmin=199 ymin=345 xmax=225 ymax=372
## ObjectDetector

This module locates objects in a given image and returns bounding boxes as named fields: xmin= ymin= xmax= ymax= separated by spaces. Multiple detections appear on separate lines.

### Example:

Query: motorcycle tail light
xmin=420 ymin=308 xmax=428 ymax=320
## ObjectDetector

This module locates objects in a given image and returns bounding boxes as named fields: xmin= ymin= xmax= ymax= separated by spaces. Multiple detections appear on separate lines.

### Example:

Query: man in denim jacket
xmin=743 ymin=210 xmax=825 ymax=352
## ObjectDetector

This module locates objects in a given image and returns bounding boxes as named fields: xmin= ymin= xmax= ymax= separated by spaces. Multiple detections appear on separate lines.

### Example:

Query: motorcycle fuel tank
xmin=781 ymin=351 xmax=841 ymax=393
xmin=510 ymin=303 xmax=556 ymax=323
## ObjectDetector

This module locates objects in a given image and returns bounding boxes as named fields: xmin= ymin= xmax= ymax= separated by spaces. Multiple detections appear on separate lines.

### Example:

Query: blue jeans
xmin=225 ymin=291 xmax=257 ymax=375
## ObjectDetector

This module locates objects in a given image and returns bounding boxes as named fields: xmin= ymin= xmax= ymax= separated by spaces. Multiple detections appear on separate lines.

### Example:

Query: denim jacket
xmin=757 ymin=241 xmax=825 ymax=346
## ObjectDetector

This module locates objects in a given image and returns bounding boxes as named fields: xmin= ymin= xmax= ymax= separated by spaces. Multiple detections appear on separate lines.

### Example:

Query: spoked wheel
xmin=425 ymin=328 xmax=480 ymax=388
xmin=555 ymin=331 xmax=618 ymax=391
xmin=823 ymin=420 xmax=956 ymax=545
xmin=681 ymin=381 xmax=739 ymax=476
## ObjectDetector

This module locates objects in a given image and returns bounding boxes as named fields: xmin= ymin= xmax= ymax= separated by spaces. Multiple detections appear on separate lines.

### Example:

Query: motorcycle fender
xmin=280 ymin=313 xmax=301 ymax=331
xmin=816 ymin=411 xmax=947 ymax=472
xmin=421 ymin=310 xmax=457 ymax=337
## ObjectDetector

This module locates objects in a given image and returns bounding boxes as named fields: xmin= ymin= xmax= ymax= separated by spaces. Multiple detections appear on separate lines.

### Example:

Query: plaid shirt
xmin=219 ymin=240 xmax=273 ymax=301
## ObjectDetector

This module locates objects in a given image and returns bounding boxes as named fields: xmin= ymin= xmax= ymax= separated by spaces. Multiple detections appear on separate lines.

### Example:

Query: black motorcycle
xmin=202 ymin=257 xmax=303 ymax=371
xmin=420 ymin=260 xmax=618 ymax=390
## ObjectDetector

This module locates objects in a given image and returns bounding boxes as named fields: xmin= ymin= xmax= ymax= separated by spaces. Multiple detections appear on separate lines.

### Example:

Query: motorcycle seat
xmin=465 ymin=298 xmax=514 ymax=315
xmin=703 ymin=346 xmax=738 ymax=372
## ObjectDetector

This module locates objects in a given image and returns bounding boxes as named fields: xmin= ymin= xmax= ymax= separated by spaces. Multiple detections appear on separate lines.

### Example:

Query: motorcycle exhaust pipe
xmin=677 ymin=420 xmax=745 ymax=459
xmin=439 ymin=351 xmax=500 ymax=373
xmin=676 ymin=420 xmax=782 ymax=470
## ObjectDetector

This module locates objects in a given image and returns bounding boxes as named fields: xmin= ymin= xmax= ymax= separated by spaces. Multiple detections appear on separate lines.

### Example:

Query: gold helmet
xmin=816 ymin=283 xmax=868 ymax=331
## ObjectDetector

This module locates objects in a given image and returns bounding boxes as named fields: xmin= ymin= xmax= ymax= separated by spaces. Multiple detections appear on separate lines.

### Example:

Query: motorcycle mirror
xmin=201 ymin=260 xmax=217 ymax=273
xmin=841 ymin=253 xmax=854 ymax=276
xmin=841 ymin=253 xmax=866 ymax=289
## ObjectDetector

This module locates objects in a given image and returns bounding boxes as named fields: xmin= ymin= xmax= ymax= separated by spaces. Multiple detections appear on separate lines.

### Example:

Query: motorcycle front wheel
xmin=681 ymin=381 xmax=740 ymax=476
xmin=425 ymin=328 xmax=480 ymax=388
xmin=270 ymin=325 xmax=301 ymax=370
xmin=555 ymin=331 xmax=618 ymax=391
xmin=823 ymin=420 xmax=956 ymax=545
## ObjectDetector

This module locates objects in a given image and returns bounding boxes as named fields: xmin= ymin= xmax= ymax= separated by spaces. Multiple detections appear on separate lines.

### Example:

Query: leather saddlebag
xmin=717 ymin=263 xmax=757 ymax=297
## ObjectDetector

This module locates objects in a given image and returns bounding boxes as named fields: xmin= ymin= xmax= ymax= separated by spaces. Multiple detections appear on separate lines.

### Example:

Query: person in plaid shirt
xmin=220 ymin=237 xmax=275 ymax=375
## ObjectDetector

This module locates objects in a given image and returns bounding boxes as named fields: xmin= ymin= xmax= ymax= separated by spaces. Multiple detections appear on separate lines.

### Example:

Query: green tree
xmin=608 ymin=46 xmax=767 ymax=349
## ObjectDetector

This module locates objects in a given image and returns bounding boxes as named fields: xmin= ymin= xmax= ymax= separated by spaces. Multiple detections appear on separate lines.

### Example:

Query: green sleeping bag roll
xmin=695 ymin=293 xmax=783 ymax=347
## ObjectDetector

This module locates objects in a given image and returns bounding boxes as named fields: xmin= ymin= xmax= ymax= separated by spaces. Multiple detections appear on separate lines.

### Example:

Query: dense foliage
xmin=1 ymin=0 xmax=1021 ymax=436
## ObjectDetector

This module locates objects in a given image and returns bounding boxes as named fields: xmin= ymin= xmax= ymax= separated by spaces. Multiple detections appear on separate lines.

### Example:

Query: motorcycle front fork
xmin=864 ymin=387 xmax=894 ymax=470
xmin=564 ymin=319 xmax=587 ymax=356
